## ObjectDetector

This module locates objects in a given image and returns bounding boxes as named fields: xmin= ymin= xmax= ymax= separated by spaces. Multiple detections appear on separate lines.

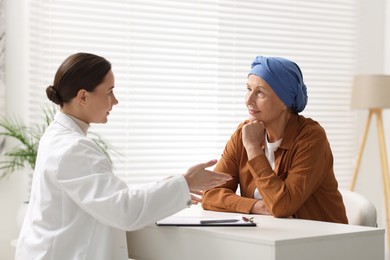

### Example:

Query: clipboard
xmin=156 ymin=216 xmax=256 ymax=227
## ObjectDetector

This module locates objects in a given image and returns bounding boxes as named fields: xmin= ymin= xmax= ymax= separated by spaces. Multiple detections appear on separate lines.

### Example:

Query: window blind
xmin=27 ymin=0 xmax=358 ymax=188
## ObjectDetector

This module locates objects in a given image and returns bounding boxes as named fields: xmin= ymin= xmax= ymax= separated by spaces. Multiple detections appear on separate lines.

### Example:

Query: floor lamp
xmin=349 ymin=74 xmax=390 ymax=249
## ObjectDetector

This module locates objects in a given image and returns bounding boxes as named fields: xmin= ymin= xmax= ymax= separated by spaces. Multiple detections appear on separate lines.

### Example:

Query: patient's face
xmin=245 ymin=74 xmax=286 ymax=126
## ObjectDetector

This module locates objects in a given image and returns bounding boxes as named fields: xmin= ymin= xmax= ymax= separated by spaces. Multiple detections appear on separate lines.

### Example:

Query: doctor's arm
xmin=55 ymin=141 xmax=231 ymax=231
xmin=184 ymin=159 xmax=232 ymax=203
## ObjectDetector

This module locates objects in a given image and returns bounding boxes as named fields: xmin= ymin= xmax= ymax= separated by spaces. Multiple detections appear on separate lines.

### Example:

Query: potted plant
xmin=0 ymin=106 xmax=117 ymax=199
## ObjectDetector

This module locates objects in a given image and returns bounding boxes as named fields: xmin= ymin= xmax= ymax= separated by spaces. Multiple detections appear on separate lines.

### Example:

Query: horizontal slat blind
xmin=27 ymin=0 xmax=358 ymax=187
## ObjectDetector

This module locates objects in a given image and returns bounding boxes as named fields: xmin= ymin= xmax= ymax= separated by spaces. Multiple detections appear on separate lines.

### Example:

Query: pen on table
xmin=200 ymin=219 xmax=240 ymax=224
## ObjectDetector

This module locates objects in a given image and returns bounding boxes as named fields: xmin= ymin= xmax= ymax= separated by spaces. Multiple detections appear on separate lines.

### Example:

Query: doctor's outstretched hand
xmin=184 ymin=160 xmax=232 ymax=204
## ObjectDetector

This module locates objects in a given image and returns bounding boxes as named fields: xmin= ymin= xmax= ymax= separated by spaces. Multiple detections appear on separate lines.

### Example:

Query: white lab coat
xmin=15 ymin=111 xmax=191 ymax=260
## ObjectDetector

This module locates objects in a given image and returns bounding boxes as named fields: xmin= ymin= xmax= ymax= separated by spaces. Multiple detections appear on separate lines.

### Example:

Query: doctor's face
xmin=85 ymin=70 xmax=119 ymax=124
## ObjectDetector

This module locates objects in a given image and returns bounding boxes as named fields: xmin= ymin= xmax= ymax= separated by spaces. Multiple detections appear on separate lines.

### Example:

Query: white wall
xmin=0 ymin=0 xmax=28 ymax=259
xmin=354 ymin=0 xmax=390 ymax=235
xmin=352 ymin=1 xmax=390 ymax=259
xmin=0 ymin=0 xmax=5 ymax=117
xmin=0 ymin=0 xmax=389 ymax=259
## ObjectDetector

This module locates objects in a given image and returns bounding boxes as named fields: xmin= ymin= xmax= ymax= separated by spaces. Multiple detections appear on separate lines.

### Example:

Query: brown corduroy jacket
xmin=202 ymin=114 xmax=348 ymax=224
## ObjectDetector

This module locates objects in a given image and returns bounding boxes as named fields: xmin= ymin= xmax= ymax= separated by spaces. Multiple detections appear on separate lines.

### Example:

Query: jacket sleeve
xmin=54 ymin=138 xmax=191 ymax=231
xmin=248 ymin=123 xmax=333 ymax=218
xmin=202 ymin=123 xmax=258 ymax=213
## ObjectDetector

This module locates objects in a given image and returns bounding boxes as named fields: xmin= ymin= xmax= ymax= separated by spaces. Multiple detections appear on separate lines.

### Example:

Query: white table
xmin=127 ymin=205 xmax=384 ymax=260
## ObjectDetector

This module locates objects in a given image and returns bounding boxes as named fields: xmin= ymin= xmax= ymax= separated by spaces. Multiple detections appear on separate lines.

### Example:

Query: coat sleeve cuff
xmin=170 ymin=175 xmax=192 ymax=207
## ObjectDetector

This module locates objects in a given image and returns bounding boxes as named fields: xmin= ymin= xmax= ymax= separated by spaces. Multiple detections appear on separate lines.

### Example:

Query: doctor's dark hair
xmin=46 ymin=53 xmax=112 ymax=107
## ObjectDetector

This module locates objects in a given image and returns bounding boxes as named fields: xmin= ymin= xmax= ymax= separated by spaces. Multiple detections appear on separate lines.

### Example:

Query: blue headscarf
xmin=249 ymin=56 xmax=308 ymax=113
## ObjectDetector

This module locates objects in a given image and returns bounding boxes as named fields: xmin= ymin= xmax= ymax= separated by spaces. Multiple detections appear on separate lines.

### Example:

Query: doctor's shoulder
xmin=53 ymin=137 xmax=112 ymax=179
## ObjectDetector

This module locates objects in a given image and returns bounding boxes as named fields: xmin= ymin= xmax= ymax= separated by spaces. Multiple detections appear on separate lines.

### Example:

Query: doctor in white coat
xmin=15 ymin=52 xmax=232 ymax=260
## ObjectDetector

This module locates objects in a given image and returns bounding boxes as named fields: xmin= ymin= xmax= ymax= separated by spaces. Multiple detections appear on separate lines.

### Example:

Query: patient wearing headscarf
xmin=202 ymin=56 xmax=348 ymax=224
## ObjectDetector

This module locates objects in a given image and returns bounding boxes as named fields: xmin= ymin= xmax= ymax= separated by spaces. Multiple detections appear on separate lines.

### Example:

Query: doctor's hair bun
xmin=46 ymin=85 xmax=62 ymax=106
xmin=48 ymin=53 xmax=111 ymax=108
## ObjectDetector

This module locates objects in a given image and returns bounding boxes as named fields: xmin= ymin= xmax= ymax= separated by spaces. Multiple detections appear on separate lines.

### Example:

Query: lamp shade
xmin=351 ymin=75 xmax=390 ymax=109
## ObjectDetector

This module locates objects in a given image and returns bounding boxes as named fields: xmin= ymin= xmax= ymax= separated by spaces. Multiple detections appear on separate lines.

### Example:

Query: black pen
xmin=200 ymin=219 xmax=240 ymax=224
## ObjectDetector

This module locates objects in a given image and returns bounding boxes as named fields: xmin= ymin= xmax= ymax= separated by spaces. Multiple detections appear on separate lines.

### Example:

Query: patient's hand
xmin=250 ymin=200 xmax=271 ymax=215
